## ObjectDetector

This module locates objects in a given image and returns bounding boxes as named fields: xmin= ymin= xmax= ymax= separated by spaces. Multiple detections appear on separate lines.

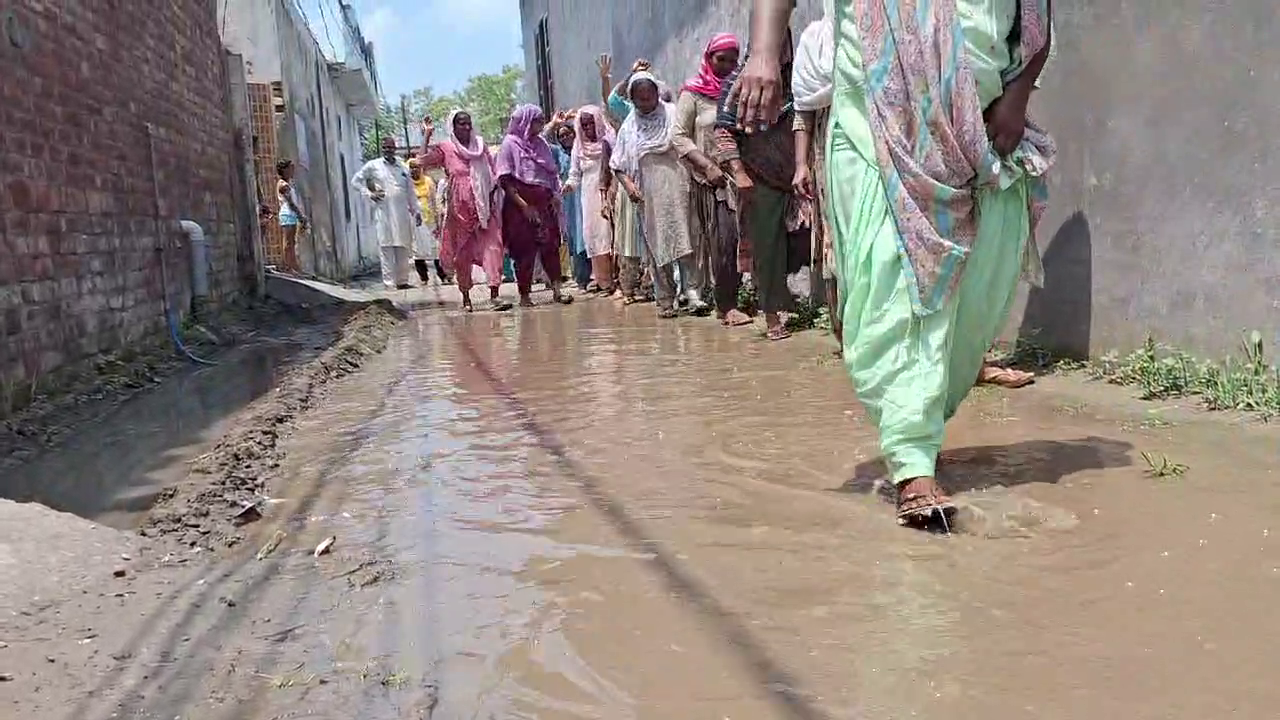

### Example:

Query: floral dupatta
xmin=855 ymin=0 xmax=1056 ymax=315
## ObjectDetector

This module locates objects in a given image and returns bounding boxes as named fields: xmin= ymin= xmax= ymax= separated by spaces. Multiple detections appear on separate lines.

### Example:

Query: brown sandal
xmin=979 ymin=365 xmax=1035 ymax=389
xmin=720 ymin=309 xmax=752 ymax=327
xmin=766 ymin=326 xmax=792 ymax=341
xmin=895 ymin=479 xmax=956 ymax=528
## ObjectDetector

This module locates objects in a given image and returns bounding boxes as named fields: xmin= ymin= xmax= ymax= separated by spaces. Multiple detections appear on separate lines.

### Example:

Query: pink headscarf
xmin=495 ymin=104 xmax=560 ymax=189
xmin=682 ymin=33 xmax=740 ymax=99
xmin=573 ymin=105 xmax=615 ymax=161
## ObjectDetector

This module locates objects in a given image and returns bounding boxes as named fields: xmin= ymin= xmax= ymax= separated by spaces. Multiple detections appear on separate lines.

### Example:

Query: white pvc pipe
xmin=179 ymin=220 xmax=209 ymax=299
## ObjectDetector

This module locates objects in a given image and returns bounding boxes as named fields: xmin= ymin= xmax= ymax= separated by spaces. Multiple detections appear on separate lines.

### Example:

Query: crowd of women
xmin=410 ymin=0 xmax=1054 ymax=529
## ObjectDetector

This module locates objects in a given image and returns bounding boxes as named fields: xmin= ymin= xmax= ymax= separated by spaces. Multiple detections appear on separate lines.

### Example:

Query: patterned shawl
xmin=856 ymin=0 xmax=1056 ymax=315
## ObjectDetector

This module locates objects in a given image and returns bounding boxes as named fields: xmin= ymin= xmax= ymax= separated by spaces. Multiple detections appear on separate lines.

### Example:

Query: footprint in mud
xmin=951 ymin=489 xmax=1078 ymax=538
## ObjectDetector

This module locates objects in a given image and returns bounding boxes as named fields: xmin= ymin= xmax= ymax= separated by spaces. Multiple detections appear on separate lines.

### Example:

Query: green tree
xmin=361 ymin=65 xmax=523 ymax=156
xmin=454 ymin=64 xmax=522 ymax=142
xmin=360 ymin=100 xmax=399 ymax=160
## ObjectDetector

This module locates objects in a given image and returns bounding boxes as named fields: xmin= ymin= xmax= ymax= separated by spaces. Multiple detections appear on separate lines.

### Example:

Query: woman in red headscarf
xmin=673 ymin=32 xmax=750 ymax=324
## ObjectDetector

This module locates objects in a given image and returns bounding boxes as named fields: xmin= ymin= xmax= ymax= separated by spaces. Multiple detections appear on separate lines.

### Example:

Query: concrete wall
xmin=218 ymin=0 xmax=284 ymax=83
xmin=519 ymin=0 xmax=1279 ymax=359
xmin=0 ymin=0 xmax=248 ymax=387
xmin=1018 ymin=1 xmax=1280 ymax=358
xmin=220 ymin=0 xmax=378 ymax=280
xmin=518 ymin=0 xmax=823 ymax=110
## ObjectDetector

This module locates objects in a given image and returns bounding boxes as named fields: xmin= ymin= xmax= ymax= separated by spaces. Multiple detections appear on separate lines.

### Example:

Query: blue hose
xmin=167 ymin=309 xmax=217 ymax=366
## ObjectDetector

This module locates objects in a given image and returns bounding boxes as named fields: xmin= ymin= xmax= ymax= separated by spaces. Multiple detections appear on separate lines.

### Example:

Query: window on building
xmin=533 ymin=15 xmax=554 ymax=118
xmin=340 ymin=153 xmax=351 ymax=223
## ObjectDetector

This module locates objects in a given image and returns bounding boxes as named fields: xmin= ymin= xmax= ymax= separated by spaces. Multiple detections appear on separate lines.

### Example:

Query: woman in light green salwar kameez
xmin=735 ymin=0 xmax=1054 ymax=526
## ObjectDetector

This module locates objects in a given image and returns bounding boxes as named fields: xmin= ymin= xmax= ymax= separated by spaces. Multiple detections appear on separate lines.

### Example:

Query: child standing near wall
xmin=276 ymin=159 xmax=308 ymax=273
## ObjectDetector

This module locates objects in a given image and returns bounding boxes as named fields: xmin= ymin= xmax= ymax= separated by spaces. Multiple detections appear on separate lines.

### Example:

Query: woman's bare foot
xmin=896 ymin=477 xmax=955 ymax=527
xmin=978 ymin=363 xmax=1035 ymax=389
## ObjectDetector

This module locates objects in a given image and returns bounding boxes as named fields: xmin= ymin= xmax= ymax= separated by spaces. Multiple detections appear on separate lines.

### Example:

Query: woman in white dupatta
xmin=610 ymin=72 xmax=704 ymax=318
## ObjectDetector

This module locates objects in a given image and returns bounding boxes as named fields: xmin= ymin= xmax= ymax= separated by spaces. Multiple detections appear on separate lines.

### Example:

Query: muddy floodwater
xmin=18 ymin=300 xmax=1280 ymax=720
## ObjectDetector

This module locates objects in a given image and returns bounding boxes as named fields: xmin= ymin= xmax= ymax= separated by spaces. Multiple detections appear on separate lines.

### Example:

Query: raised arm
xmin=596 ymin=54 xmax=614 ymax=111
xmin=416 ymin=117 xmax=446 ymax=170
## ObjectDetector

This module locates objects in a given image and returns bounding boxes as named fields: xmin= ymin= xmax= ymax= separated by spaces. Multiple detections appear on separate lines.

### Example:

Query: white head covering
xmin=609 ymin=72 xmax=676 ymax=176
xmin=792 ymin=0 xmax=836 ymax=111
xmin=446 ymin=109 xmax=497 ymax=228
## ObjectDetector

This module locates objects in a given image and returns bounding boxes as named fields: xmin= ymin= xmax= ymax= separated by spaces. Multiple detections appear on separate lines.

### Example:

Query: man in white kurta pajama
xmin=352 ymin=136 xmax=423 ymax=289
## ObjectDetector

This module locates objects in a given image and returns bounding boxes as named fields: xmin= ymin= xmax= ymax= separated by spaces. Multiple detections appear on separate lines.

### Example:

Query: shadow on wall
xmin=1019 ymin=210 xmax=1093 ymax=358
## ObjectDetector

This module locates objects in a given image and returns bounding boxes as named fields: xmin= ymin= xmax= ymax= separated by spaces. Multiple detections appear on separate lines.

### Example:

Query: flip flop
xmin=489 ymin=299 xmax=514 ymax=312
xmin=657 ymin=307 xmax=678 ymax=319
xmin=720 ymin=309 xmax=753 ymax=327
xmin=979 ymin=366 xmax=1035 ymax=389
xmin=555 ymin=294 xmax=574 ymax=305
xmin=766 ymin=326 xmax=792 ymax=341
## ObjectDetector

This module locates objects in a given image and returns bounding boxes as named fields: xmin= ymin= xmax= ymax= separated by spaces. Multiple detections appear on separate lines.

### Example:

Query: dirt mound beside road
xmin=0 ymin=499 xmax=145 ymax=617
xmin=141 ymin=301 xmax=404 ymax=550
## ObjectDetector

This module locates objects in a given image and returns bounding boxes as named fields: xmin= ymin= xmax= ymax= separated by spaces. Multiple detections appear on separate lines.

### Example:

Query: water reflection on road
xmin=157 ymin=300 xmax=1280 ymax=719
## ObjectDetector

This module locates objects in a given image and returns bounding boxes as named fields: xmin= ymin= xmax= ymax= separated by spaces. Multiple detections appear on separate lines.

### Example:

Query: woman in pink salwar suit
xmin=418 ymin=111 xmax=512 ymax=312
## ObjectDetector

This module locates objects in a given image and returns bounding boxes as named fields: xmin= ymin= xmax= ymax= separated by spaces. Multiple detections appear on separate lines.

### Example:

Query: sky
xmin=300 ymin=0 xmax=524 ymax=100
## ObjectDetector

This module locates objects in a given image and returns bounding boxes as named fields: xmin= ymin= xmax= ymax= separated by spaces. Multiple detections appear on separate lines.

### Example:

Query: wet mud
xmin=3 ymin=298 xmax=1279 ymax=719
xmin=2 ymin=346 xmax=290 ymax=528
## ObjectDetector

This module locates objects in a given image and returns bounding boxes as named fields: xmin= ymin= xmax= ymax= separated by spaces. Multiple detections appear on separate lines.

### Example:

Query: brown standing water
xmin=27 ymin=301 xmax=1280 ymax=720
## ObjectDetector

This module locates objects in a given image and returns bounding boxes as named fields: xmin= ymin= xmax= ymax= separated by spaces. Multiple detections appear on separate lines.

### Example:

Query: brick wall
xmin=0 ymin=0 xmax=248 ymax=385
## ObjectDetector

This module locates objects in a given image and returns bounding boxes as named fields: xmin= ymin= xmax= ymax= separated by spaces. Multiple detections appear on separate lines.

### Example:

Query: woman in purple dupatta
xmin=495 ymin=104 xmax=574 ymax=307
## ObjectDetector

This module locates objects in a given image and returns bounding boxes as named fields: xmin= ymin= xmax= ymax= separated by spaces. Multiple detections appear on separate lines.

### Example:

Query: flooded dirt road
xmin=10 ymin=300 xmax=1280 ymax=719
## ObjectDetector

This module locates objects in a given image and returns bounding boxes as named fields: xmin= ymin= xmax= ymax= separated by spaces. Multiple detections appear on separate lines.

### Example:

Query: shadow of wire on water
xmin=455 ymin=334 xmax=835 ymax=720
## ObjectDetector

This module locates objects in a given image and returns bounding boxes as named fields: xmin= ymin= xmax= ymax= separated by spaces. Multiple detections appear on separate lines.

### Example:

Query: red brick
xmin=0 ymin=0 xmax=248 ymax=384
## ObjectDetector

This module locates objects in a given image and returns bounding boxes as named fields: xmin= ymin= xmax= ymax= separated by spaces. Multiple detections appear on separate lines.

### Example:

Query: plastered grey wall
xmin=1015 ymin=0 xmax=1280 ymax=358
xmin=521 ymin=0 xmax=1280 ymax=359
xmin=519 ymin=0 xmax=823 ymax=110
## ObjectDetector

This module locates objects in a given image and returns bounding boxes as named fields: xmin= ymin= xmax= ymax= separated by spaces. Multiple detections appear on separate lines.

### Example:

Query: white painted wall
xmin=217 ymin=0 xmax=284 ymax=82
xmin=221 ymin=0 xmax=378 ymax=280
